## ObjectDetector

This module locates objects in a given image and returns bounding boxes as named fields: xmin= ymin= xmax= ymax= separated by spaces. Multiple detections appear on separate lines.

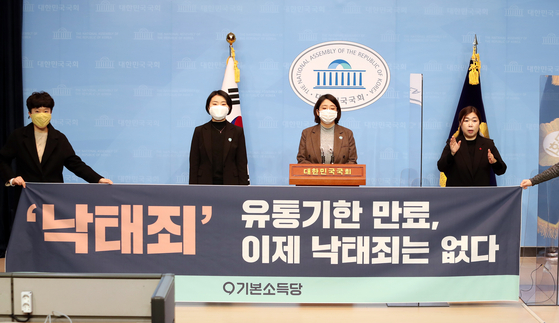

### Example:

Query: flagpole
xmin=468 ymin=35 xmax=480 ymax=86
xmin=440 ymin=34 xmax=492 ymax=186
xmin=420 ymin=78 xmax=423 ymax=187
xmin=222 ymin=32 xmax=249 ymax=183
xmin=473 ymin=34 xmax=478 ymax=56
xmin=226 ymin=32 xmax=235 ymax=57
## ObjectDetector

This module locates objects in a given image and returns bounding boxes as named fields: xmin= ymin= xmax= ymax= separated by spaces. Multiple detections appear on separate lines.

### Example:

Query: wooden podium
xmin=289 ymin=164 xmax=366 ymax=186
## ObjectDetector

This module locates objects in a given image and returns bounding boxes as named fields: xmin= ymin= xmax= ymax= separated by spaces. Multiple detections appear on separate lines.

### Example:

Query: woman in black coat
xmin=189 ymin=90 xmax=248 ymax=185
xmin=437 ymin=106 xmax=506 ymax=186
xmin=0 ymin=91 xmax=113 ymax=188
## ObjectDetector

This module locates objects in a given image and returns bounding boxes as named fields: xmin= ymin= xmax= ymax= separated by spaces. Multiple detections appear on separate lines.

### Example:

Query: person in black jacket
xmin=189 ymin=90 xmax=248 ymax=185
xmin=0 ymin=91 xmax=113 ymax=188
xmin=437 ymin=106 xmax=506 ymax=186
xmin=0 ymin=91 xmax=113 ymax=257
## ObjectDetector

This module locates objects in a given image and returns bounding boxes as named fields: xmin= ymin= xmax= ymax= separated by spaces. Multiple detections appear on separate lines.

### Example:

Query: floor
xmin=175 ymin=301 xmax=555 ymax=323
xmin=2 ymin=257 xmax=559 ymax=323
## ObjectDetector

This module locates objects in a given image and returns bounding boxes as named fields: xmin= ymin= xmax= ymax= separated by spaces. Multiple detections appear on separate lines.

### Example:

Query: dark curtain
xmin=0 ymin=0 xmax=24 ymax=257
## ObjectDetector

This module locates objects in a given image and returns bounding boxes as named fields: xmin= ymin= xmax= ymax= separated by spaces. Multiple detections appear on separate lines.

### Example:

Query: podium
xmin=289 ymin=164 xmax=366 ymax=186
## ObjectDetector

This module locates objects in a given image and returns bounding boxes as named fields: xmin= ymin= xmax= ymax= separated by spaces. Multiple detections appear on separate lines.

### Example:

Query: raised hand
xmin=488 ymin=149 xmax=496 ymax=164
xmin=449 ymin=136 xmax=461 ymax=156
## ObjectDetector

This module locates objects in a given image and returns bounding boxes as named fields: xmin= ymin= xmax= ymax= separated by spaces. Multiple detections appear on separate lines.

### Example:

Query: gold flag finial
xmin=468 ymin=34 xmax=480 ymax=85
xmin=473 ymin=34 xmax=478 ymax=55
xmin=226 ymin=32 xmax=240 ymax=83
xmin=226 ymin=32 xmax=236 ymax=46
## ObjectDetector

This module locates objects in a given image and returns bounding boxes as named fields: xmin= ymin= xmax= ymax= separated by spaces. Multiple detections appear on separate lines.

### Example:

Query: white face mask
xmin=209 ymin=105 xmax=229 ymax=121
xmin=319 ymin=109 xmax=337 ymax=124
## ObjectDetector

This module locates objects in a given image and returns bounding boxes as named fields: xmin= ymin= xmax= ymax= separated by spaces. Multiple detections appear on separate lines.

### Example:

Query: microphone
xmin=329 ymin=148 xmax=334 ymax=164
xmin=321 ymin=148 xmax=325 ymax=164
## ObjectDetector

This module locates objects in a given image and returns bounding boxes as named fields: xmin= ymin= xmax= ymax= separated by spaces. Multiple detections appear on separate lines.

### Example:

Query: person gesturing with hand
xmin=437 ymin=106 xmax=506 ymax=186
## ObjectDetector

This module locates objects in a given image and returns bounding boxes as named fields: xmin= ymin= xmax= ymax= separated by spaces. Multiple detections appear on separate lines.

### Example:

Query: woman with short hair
xmin=189 ymin=90 xmax=248 ymax=185
xmin=297 ymin=94 xmax=357 ymax=164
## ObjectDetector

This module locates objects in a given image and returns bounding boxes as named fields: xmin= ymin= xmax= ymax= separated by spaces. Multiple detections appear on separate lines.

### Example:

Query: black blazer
xmin=437 ymin=134 xmax=506 ymax=186
xmin=189 ymin=121 xmax=248 ymax=185
xmin=0 ymin=123 xmax=102 ymax=184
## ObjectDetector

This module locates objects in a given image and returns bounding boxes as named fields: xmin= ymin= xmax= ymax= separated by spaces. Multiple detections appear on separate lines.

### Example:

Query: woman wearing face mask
xmin=189 ymin=90 xmax=248 ymax=185
xmin=0 ymin=91 xmax=113 ymax=188
xmin=297 ymin=94 xmax=357 ymax=164
xmin=437 ymin=106 xmax=506 ymax=186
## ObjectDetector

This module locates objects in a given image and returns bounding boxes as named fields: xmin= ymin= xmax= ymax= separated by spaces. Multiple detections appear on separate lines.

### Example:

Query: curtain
xmin=0 ymin=0 xmax=24 ymax=257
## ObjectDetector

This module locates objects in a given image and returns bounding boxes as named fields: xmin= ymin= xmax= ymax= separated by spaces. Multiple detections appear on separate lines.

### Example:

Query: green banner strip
xmin=176 ymin=275 xmax=519 ymax=303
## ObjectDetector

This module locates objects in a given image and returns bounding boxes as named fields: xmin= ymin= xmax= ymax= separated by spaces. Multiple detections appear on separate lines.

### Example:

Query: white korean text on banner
xmin=6 ymin=183 xmax=521 ymax=303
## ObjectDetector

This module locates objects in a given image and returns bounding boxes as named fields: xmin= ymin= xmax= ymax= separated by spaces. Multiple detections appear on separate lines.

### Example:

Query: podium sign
xmin=289 ymin=164 xmax=366 ymax=186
